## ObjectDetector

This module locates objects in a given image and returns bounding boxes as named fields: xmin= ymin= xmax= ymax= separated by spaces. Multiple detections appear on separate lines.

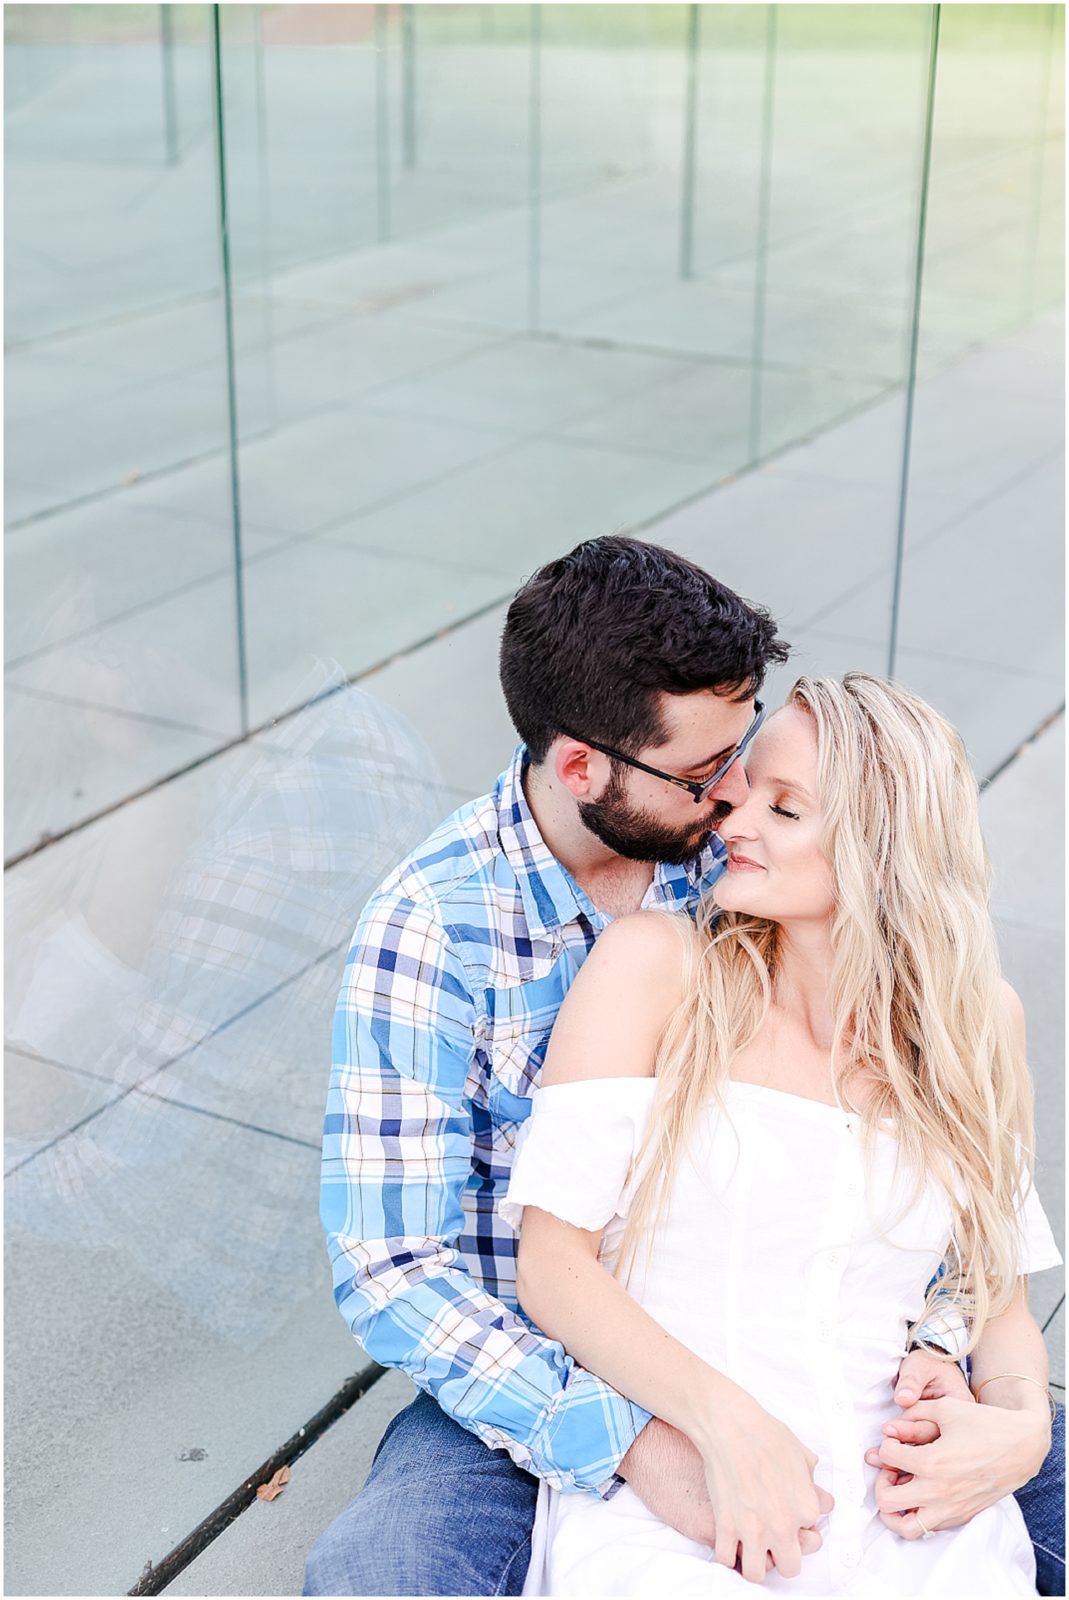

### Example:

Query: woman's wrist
xmin=973 ymin=1372 xmax=1055 ymax=1423
xmin=689 ymin=1369 xmax=758 ymax=1454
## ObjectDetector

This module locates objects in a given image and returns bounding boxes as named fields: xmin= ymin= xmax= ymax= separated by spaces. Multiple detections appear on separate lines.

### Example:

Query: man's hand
xmin=875 ymin=1347 xmax=972 ymax=1449
xmin=863 ymin=1395 xmax=1052 ymax=1536
xmin=618 ymin=1419 xmax=826 ymax=1572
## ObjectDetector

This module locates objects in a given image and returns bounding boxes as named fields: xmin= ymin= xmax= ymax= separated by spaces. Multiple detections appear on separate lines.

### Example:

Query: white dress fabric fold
xmin=505 ymin=1076 xmax=1061 ymax=1597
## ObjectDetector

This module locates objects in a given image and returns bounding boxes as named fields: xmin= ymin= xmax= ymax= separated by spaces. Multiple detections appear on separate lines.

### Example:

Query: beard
xmin=577 ymin=766 xmax=733 ymax=867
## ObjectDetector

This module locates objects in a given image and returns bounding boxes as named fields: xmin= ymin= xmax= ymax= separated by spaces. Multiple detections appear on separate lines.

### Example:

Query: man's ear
xmin=552 ymin=738 xmax=600 ymax=800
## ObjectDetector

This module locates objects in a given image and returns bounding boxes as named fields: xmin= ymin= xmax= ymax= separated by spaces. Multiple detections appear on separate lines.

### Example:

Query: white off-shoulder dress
xmin=501 ymin=1077 xmax=1061 ymax=1597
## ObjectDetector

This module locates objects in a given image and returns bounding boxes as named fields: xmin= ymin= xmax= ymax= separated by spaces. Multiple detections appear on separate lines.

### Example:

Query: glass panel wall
xmin=7 ymin=3 xmax=1063 ymax=857
xmin=5 ymin=3 xmax=244 ymax=861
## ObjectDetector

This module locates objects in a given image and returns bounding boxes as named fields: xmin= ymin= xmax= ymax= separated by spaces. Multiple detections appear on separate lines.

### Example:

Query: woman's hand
xmin=866 ymin=1394 xmax=1052 ymax=1536
xmin=868 ymin=1280 xmax=1054 ymax=1535
xmin=695 ymin=1386 xmax=834 ymax=1583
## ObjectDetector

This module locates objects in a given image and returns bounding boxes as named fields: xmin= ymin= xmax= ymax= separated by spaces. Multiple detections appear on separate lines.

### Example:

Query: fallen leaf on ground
xmin=256 ymin=1465 xmax=290 ymax=1502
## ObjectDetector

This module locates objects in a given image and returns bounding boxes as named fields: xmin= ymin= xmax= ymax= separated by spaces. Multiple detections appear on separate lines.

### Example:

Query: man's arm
xmin=320 ymin=888 xmax=649 ymax=1493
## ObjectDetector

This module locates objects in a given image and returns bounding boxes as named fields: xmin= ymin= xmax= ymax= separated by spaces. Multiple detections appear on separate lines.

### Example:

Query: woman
xmin=502 ymin=674 xmax=1060 ymax=1594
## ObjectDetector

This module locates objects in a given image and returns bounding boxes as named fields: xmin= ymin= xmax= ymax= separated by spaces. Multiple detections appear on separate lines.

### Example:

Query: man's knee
xmin=303 ymin=1479 xmax=518 ymax=1597
xmin=302 ymin=1488 xmax=409 ymax=1596
xmin=302 ymin=1393 xmax=538 ymax=1596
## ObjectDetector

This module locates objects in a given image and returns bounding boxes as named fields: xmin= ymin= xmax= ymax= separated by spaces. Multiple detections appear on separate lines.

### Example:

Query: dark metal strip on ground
xmin=1041 ymin=1294 xmax=1065 ymax=1336
xmin=127 ymin=1362 xmax=388 ymax=1596
xmin=980 ymin=703 xmax=1065 ymax=791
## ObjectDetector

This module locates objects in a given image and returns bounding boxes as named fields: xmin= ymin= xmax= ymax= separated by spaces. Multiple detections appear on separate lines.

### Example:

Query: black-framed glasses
xmin=559 ymin=700 xmax=765 ymax=805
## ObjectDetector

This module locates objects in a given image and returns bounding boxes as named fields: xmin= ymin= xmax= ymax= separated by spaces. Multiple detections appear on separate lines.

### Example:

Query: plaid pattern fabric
xmin=321 ymin=742 xmax=965 ymax=1494
xmin=321 ymin=743 xmax=726 ymax=1492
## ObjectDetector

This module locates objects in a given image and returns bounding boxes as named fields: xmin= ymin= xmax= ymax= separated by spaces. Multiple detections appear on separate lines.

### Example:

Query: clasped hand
xmin=864 ymin=1348 xmax=1051 ymax=1538
xmin=621 ymin=1400 xmax=832 ymax=1586
xmin=700 ymin=1390 xmax=835 ymax=1583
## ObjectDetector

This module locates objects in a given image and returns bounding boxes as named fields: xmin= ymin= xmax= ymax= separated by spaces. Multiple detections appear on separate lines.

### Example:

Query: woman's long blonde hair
xmin=618 ymin=672 xmax=1034 ymax=1353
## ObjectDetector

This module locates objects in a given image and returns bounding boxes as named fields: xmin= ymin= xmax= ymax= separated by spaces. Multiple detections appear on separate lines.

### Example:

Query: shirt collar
xmin=494 ymin=744 xmax=725 ymax=938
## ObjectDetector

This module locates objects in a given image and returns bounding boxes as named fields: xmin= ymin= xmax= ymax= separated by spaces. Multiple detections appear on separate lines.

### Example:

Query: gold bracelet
xmin=973 ymin=1373 xmax=1057 ymax=1424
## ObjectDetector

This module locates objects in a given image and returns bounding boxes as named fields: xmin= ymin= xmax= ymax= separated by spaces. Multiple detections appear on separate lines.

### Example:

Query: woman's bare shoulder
xmin=540 ymin=911 xmax=693 ymax=1086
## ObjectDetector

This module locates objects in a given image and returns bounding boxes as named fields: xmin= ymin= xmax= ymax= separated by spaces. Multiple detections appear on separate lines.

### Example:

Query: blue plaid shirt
xmin=321 ymin=742 xmax=963 ymax=1495
xmin=321 ymin=743 xmax=726 ymax=1493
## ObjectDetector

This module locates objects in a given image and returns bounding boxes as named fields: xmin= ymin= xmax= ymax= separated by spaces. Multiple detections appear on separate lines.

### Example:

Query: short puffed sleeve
xmin=500 ymin=1076 xmax=657 ymax=1234
xmin=1016 ymin=1178 xmax=1063 ymax=1275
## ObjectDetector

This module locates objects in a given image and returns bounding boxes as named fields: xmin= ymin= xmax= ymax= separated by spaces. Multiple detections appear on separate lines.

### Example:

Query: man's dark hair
xmin=499 ymin=535 xmax=789 ymax=763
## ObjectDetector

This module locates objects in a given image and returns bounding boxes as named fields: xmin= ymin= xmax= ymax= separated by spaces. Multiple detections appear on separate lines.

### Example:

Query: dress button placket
xmin=823 ymin=1119 xmax=868 ymax=1590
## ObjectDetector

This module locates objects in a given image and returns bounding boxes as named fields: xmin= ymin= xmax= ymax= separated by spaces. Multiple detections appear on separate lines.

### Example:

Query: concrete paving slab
xmin=220 ymin=401 xmax=512 ymax=541
xmin=313 ymin=433 xmax=720 ymax=582
xmin=368 ymin=336 xmax=691 ymax=434
xmin=4 ymin=713 xmax=410 ymax=1077
xmin=993 ymin=920 xmax=1066 ymax=1142
xmin=980 ymin=719 xmax=1065 ymax=1326
xmin=809 ymin=469 xmax=1063 ymax=684
xmin=241 ymin=540 xmax=509 ymax=728
xmin=4 ymin=345 xmax=133 ymax=425
xmin=937 ymin=307 xmax=1064 ymax=404
xmin=4 ymin=1046 xmax=121 ymax=1174
xmin=800 ymin=630 xmax=1062 ymax=784
xmin=552 ymin=277 xmax=761 ymax=362
xmin=4 ymin=499 xmax=277 ymax=667
xmin=6 ymin=539 xmax=507 ymax=737
xmin=983 ymin=720 xmax=1066 ymax=937
xmin=3 ymin=685 xmax=228 ymax=863
xmin=6 ymin=572 xmax=248 ymax=743
xmin=240 ymin=315 xmax=507 ymax=432
xmin=132 ymin=949 xmax=346 ymax=1147
xmin=265 ymin=235 xmax=515 ymax=316
xmin=1047 ymin=1305 xmax=1065 ymax=1387
xmin=769 ymin=343 xmax=1063 ymax=502
xmin=633 ymin=463 xmax=951 ymax=644
xmin=13 ymin=291 xmax=342 ymax=391
xmin=162 ymin=1370 xmax=418 ymax=1598
xmin=357 ymin=603 xmax=517 ymax=797
xmin=4 ymin=1111 xmax=363 ymax=1597
xmin=6 ymin=365 xmax=233 ymax=523
xmin=564 ymin=362 xmax=888 ymax=466
xmin=406 ymin=257 xmax=660 ymax=338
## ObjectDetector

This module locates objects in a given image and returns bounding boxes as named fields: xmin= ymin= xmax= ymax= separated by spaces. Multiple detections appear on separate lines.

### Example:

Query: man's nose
xmin=709 ymin=757 xmax=750 ymax=812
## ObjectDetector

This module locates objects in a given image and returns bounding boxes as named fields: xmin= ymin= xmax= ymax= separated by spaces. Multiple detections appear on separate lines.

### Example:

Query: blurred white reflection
xmin=6 ymin=661 xmax=446 ymax=1344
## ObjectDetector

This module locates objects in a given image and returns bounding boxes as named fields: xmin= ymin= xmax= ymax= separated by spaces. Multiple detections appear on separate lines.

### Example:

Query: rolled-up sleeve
xmin=320 ymin=890 xmax=649 ymax=1492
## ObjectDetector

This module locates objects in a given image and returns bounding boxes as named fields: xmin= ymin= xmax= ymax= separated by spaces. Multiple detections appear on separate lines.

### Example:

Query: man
xmin=306 ymin=536 xmax=1063 ymax=1596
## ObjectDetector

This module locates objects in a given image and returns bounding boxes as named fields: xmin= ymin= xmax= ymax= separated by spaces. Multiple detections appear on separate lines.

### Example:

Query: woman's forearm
xmin=516 ymin=1208 xmax=746 ymax=1452
xmin=969 ymin=1279 xmax=1052 ymax=1432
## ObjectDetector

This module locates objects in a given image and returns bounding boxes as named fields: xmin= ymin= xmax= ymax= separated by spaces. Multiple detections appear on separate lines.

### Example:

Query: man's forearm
xmin=517 ymin=1207 xmax=749 ymax=1453
xmin=330 ymin=1229 xmax=648 ymax=1491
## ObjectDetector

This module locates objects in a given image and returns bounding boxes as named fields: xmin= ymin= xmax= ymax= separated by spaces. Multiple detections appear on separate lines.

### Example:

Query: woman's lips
xmin=726 ymin=853 xmax=765 ymax=872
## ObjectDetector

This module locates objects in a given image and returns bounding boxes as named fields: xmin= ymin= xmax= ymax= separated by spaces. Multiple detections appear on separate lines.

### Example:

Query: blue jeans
xmin=302 ymin=1392 xmax=538 ymax=1596
xmin=1015 ymin=1401 xmax=1065 ymax=1597
xmin=304 ymin=1392 xmax=1066 ymax=1596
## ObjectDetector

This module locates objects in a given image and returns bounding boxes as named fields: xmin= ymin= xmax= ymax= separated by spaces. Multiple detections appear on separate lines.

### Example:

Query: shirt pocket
xmin=486 ymin=966 xmax=567 ymax=1101
xmin=488 ymin=1074 xmax=534 ymax=1148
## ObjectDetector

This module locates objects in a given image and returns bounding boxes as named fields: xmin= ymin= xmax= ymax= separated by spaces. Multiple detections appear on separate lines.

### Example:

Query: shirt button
xmin=841 ymin=1549 xmax=860 ymax=1568
xmin=846 ymin=1179 xmax=863 ymax=1196
xmin=827 ymin=1252 xmax=842 ymax=1266
xmin=819 ymin=1322 xmax=833 ymax=1341
xmin=832 ymin=1396 xmax=848 ymax=1414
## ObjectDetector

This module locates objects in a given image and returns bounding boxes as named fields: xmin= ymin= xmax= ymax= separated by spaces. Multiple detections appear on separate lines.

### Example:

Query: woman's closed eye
xmin=770 ymin=803 xmax=800 ymax=820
